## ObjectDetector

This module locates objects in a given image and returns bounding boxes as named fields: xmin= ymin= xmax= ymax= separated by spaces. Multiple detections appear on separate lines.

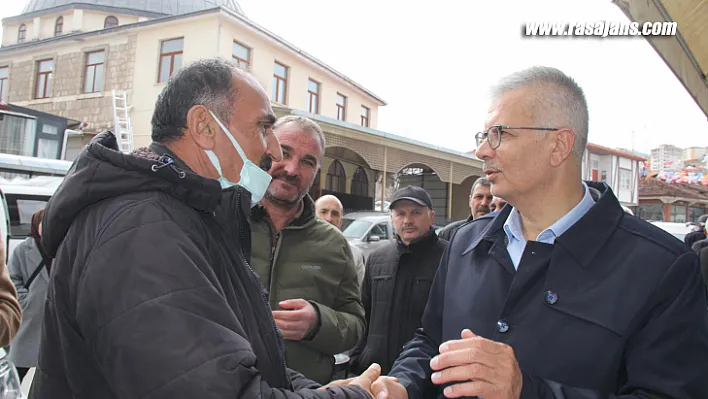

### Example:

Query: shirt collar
xmin=503 ymin=182 xmax=596 ymax=245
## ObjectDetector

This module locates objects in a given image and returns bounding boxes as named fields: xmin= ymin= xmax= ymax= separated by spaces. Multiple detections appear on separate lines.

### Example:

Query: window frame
xmin=360 ymin=105 xmax=370 ymax=127
xmin=34 ymin=59 xmax=54 ymax=99
xmin=104 ymin=16 xmax=118 ymax=28
xmin=0 ymin=66 xmax=8 ymax=102
xmin=157 ymin=37 xmax=184 ymax=84
xmin=232 ymin=40 xmax=251 ymax=69
xmin=326 ymin=160 xmax=346 ymax=192
xmin=336 ymin=93 xmax=347 ymax=121
xmin=84 ymin=50 xmax=105 ymax=93
xmin=307 ymin=78 xmax=320 ymax=114
xmin=54 ymin=16 xmax=63 ymax=36
xmin=272 ymin=61 xmax=288 ymax=104
xmin=18 ymin=24 xmax=26 ymax=43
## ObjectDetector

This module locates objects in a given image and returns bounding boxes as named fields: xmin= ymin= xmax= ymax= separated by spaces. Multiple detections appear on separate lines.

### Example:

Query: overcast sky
xmin=2 ymin=0 xmax=707 ymax=154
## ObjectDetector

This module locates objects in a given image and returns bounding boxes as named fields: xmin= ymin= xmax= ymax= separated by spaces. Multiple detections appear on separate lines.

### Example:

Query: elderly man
xmin=249 ymin=116 xmax=365 ymax=384
xmin=350 ymin=186 xmax=448 ymax=376
xmin=438 ymin=177 xmax=492 ymax=240
xmin=31 ymin=59 xmax=379 ymax=398
xmin=315 ymin=194 xmax=367 ymax=286
xmin=377 ymin=66 xmax=708 ymax=399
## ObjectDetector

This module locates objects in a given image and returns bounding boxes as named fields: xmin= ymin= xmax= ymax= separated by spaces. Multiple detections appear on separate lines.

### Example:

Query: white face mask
xmin=205 ymin=110 xmax=272 ymax=207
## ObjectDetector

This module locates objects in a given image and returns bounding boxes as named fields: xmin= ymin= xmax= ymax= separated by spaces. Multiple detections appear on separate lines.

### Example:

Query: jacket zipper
xmin=234 ymin=192 xmax=291 ymax=388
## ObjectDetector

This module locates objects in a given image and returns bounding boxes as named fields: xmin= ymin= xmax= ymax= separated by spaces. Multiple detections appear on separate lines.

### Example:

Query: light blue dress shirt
xmin=503 ymin=182 xmax=596 ymax=269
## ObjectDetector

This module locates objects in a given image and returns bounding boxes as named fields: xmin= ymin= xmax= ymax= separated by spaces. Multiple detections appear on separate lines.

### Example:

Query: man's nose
xmin=481 ymin=197 xmax=493 ymax=206
xmin=266 ymin=134 xmax=283 ymax=163
xmin=474 ymin=138 xmax=494 ymax=161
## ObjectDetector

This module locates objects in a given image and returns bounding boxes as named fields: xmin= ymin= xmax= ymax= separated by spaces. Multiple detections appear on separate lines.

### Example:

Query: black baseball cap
xmin=389 ymin=186 xmax=433 ymax=210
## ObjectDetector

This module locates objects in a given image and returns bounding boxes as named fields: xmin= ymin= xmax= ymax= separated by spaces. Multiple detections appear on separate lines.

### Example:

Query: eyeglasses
xmin=475 ymin=125 xmax=559 ymax=150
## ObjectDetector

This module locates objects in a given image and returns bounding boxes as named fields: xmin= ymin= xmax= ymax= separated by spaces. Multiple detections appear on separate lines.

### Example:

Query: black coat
xmin=390 ymin=182 xmax=708 ymax=399
xmin=30 ymin=132 xmax=369 ymax=399
xmin=350 ymin=231 xmax=447 ymax=375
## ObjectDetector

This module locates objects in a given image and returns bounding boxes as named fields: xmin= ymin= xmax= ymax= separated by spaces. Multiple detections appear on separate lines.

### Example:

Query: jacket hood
xmin=42 ymin=131 xmax=222 ymax=256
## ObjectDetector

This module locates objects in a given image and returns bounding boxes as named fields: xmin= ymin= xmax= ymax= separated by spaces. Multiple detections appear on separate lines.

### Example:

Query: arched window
xmin=351 ymin=167 xmax=368 ymax=197
xmin=18 ymin=24 xmax=26 ymax=43
xmin=309 ymin=170 xmax=321 ymax=200
xmin=104 ymin=16 xmax=118 ymax=28
xmin=54 ymin=17 xmax=63 ymax=36
xmin=326 ymin=160 xmax=346 ymax=193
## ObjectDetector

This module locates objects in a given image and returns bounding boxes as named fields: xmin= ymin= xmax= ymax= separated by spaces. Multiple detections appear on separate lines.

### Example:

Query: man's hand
xmin=319 ymin=363 xmax=382 ymax=398
xmin=430 ymin=329 xmax=522 ymax=399
xmin=272 ymin=299 xmax=319 ymax=341
xmin=372 ymin=376 xmax=407 ymax=399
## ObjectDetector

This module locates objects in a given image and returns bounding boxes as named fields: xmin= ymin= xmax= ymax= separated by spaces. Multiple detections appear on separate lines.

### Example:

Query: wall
xmin=39 ymin=12 xmax=73 ymax=39
xmin=82 ymin=11 xmax=140 ymax=33
xmin=131 ymin=15 xmax=221 ymax=145
xmin=217 ymin=16 xmax=381 ymax=128
xmin=0 ymin=33 xmax=137 ymax=132
xmin=2 ymin=21 xmax=31 ymax=47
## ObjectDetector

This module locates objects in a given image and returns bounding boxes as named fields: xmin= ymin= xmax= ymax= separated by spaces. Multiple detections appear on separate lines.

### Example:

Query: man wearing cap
xmin=349 ymin=185 xmax=448 ymax=376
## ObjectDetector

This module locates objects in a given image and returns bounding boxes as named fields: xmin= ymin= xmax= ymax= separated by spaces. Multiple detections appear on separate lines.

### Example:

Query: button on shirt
xmin=503 ymin=182 xmax=596 ymax=269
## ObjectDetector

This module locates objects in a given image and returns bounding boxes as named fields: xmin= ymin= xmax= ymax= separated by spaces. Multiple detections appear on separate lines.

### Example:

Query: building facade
xmin=650 ymin=144 xmax=683 ymax=172
xmin=581 ymin=143 xmax=645 ymax=207
xmin=637 ymin=178 xmax=708 ymax=223
xmin=0 ymin=0 xmax=483 ymax=221
xmin=684 ymin=146 xmax=708 ymax=163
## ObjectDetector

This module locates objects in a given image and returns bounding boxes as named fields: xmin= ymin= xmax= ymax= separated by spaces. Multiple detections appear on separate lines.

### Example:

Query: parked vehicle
xmin=648 ymin=221 xmax=694 ymax=242
xmin=342 ymin=212 xmax=394 ymax=259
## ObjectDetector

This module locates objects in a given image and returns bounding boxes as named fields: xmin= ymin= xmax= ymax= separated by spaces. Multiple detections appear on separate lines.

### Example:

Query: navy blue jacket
xmin=389 ymin=182 xmax=708 ymax=399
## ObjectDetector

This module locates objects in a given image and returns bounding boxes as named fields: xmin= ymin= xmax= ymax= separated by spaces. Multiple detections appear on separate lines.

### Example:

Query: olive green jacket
xmin=249 ymin=195 xmax=365 ymax=384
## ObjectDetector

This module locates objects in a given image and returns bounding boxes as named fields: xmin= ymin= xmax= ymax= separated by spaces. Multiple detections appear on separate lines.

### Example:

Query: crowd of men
xmin=0 ymin=57 xmax=705 ymax=398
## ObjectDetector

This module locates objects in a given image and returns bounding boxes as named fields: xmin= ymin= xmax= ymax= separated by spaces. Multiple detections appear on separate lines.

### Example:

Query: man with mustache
xmin=373 ymin=66 xmax=708 ymax=399
xmin=350 ymin=186 xmax=448 ymax=377
xmin=438 ymin=177 xmax=492 ymax=241
xmin=249 ymin=115 xmax=365 ymax=385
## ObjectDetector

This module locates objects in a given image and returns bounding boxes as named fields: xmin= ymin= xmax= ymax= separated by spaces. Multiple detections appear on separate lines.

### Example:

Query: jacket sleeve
xmin=388 ymin=243 xmax=450 ymax=399
xmin=288 ymin=368 xmax=321 ymax=390
xmin=304 ymin=240 xmax=366 ymax=355
xmin=0 ymin=243 xmax=21 ymax=347
xmin=348 ymin=255 xmax=372 ymax=373
xmin=7 ymin=241 xmax=29 ymax=307
xmin=77 ymin=213 xmax=369 ymax=399
xmin=519 ymin=250 xmax=708 ymax=399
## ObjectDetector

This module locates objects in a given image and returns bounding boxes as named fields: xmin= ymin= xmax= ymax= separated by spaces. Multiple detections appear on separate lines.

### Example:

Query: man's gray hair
xmin=274 ymin=115 xmax=326 ymax=152
xmin=490 ymin=66 xmax=589 ymax=164
xmin=470 ymin=176 xmax=490 ymax=195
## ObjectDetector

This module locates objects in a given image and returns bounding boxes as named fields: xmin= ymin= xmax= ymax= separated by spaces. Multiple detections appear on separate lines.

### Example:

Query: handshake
xmin=319 ymin=363 xmax=408 ymax=399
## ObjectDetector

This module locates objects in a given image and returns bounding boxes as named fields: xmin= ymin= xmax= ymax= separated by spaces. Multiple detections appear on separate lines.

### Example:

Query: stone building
xmin=0 ymin=0 xmax=483 ymax=222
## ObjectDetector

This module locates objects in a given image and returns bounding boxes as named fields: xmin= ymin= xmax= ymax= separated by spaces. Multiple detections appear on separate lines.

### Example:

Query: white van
xmin=0 ymin=176 xmax=61 ymax=260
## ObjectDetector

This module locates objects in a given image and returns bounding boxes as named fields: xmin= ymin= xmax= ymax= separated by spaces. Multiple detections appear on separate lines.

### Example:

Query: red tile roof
xmin=639 ymin=178 xmax=708 ymax=200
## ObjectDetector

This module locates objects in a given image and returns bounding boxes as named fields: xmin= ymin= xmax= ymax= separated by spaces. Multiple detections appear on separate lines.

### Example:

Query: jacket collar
xmin=251 ymin=194 xmax=317 ymax=230
xmin=396 ymin=228 xmax=439 ymax=253
xmin=464 ymin=182 xmax=623 ymax=268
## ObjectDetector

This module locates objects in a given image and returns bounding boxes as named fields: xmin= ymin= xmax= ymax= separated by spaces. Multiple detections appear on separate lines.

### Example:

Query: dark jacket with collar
xmin=437 ymin=215 xmax=473 ymax=242
xmin=350 ymin=230 xmax=448 ymax=375
xmin=390 ymin=182 xmax=708 ymax=399
xmin=249 ymin=195 xmax=365 ymax=384
xmin=30 ymin=132 xmax=370 ymax=399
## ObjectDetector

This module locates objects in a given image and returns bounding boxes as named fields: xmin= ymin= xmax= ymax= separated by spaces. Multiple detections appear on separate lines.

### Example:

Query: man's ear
xmin=549 ymin=128 xmax=576 ymax=167
xmin=186 ymin=105 xmax=217 ymax=150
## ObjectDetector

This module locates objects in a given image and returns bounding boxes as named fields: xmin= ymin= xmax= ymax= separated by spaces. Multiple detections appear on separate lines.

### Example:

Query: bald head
xmin=315 ymin=195 xmax=344 ymax=228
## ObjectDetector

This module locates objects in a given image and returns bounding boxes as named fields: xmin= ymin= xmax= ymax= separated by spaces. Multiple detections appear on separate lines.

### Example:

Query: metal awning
xmin=614 ymin=0 xmax=708 ymax=120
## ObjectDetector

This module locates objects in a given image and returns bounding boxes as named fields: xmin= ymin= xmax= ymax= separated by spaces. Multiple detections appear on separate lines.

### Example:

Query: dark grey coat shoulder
xmin=390 ymin=182 xmax=708 ymax=399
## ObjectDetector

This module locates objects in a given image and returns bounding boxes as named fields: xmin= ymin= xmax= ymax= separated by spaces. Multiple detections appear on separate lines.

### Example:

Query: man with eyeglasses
xmin=372 ymin=66 xmax=708 ymax=399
